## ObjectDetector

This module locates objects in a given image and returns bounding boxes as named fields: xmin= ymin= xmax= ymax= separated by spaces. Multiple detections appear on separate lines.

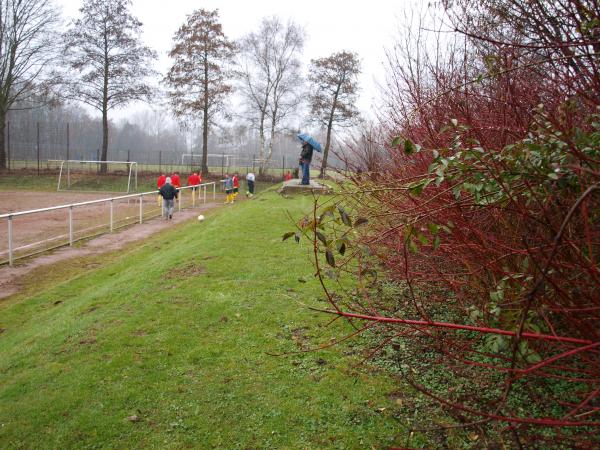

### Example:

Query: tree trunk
xmin=101 ymin=44 xmax=109 ymax=174
xmin=320 ymin=90 xmax=339 ymax=178
xmin=265 ymin=107 xmax=277 ymax=169
xmin=101 ymin=105 xmax=109 ymax=174
xmin=258 ymin=112 xmax=266 ymax=176
xmin=0 ymin=111 xmax=6 ymax=170
xmin=320 ymin=121 xmax=333 ymax=179
xmin=201 ymin=57 xmax=209 ymax=175
xmin=201 ymin=112 xmax=208 ymax=175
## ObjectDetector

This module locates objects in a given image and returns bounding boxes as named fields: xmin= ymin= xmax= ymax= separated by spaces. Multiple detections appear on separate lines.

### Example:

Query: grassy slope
xmin=0 ymin=188 xmax=423 ymax=449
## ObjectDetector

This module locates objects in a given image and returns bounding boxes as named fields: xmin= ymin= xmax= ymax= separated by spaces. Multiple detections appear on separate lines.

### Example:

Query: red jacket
xmin=157 ymin=175 xmax=167 ymax=189
xmin=171 ymin=174 xmax=181 ymax=188
xmin=232 ymin=175 xmax=239 ymax=188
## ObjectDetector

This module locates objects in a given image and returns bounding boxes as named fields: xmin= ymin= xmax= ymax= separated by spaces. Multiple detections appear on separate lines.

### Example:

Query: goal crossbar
xmin=54 ymin=160 xmax=138 ymax=193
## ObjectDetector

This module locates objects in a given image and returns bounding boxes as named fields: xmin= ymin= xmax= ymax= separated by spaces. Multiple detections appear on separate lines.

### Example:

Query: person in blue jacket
xmin=299 ymin=140 xmax=314 ymax=185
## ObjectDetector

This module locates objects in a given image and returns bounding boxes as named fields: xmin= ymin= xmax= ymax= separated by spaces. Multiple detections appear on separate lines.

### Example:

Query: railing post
xmin=192 ymin=187 xmax=196 ymax=208
xmin=69 ymin=206 xmax=73 ymax=246
xmin=178 ymin=191 xmax=182 ymax=212
xmin=8 ymin=215 xmax=13 ymax=266
xmin=110 ymin=200 xmax=114 ymax=232
xmin=139 ymin=195 xmax=143 ymax=224
xmin=213 ymin=182 xmax=216 ymax=200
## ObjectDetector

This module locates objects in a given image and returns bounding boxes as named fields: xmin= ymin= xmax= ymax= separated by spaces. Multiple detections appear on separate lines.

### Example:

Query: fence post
xmin=68 ymin=206 xmax=73 ymax=246
xmin=213 ymin=182 xmax=215 ymax=200
xmin=159 ymin=150 xmax=162 ymax=173
xmin=66 ymin=123 xmax=70 ymax=162
xmin=8 ymin=215 xmax=13 ymax=266
xmin=37 ymin=122 xmax=40 ymax=175
xmin=204 ymin=185 xmax=207 ymax=203
xmin=110 ymin=199 xmax=114 ymax=232
xmin=139 ymin=195 xmax=143 ymax=224
xmin=178 ymin=191 xmax=182 ymax=212
xmin=7 ymin=121 xmax=10 ymax=172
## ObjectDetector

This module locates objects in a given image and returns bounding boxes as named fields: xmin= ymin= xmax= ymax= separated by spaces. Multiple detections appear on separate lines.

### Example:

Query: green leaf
xmin=451 ymin=118 xmax=458 ymax=127
xmin=391 ymin=136 xmax=402 ymax=147
xmin=325 ymin=249 xmax=336 ymax=267
xmin=324 ymin=269 xmax=338 ymax=280
xmin=433 ymin=235 xmax=441 ymax=250
xmin=427 ymin=223 xmax=439 ymax=234
xmin=338 ymin=207 xmax=352 ymax=227
xmin=316 ymin=231 xmax=327 ymax=246
xmin=453 ymin=185 xmax=462 ymax=200
xmin=404 ymin=138 xmax=415 ymax=155
xmin=320 ymin=204 xmax=336 ymax=218
xmin=408 ymin=239 xmax=419 ymax=254
xmin=417 ymin=233 xmax=429 ymax=246
xmin=408 ymin=178 xmax=432 ymax=196
xmin=282 ymin=231 xmax=295 ymax=241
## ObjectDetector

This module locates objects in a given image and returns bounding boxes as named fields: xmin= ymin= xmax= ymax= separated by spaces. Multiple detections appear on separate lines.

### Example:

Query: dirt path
xmin=0 ymin=202 xmax=219 ymax=300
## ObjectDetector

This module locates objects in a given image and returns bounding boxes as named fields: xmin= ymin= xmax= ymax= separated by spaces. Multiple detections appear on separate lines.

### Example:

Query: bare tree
xmin=63 ymin=0 xmax=157 ymax=172
xmin=165 ymin=8 xmax=235 ymax=175
xmin=237 ymin=17 xmax=305 ymax=175
xmin=0 ymin=0 xmax=61 ymax=169
xmin=308 ymin=51 xmax=361 ymax=178
xmin=444 ymin=0 xmax=600 ymax=107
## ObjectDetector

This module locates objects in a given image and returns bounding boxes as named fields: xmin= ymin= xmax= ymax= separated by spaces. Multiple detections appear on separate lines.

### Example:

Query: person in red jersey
xmin=171 ymin=172 xmax=181 ymax=188
xmin=232 ymin=172 xmax=240 ymax=202
xmin=187 ymin=172 xmax=201 ymax=199
xmin=156 ymin=174 xmax=167 ymax=206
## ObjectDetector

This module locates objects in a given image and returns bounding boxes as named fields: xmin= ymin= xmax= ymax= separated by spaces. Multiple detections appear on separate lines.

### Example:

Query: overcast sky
xmin=55 ymin=0 xmax=415 ymax=120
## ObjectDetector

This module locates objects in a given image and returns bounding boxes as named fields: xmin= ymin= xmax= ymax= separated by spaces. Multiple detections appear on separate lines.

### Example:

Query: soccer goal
xmin=181 ymin=153 xmax=236 ymax=170
xmin=54 ymin=160 xmax=138 ymax=193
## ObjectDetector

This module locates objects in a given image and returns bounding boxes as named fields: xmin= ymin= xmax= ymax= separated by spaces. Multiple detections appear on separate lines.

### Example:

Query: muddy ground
xmin=0 ymin=190 xmax=222 ymax=300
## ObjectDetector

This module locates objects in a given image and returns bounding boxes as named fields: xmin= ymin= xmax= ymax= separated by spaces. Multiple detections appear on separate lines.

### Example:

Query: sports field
xmin=0 ymin=174 xmax=220 ymax=264
xmin=0 ymin=181 xmax=437 ymax=449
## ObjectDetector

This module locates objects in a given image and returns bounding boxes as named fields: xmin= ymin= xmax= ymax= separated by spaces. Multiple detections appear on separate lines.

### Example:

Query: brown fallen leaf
xmin=126 ymin=415 xmax=141 ymax=423
xmin=468 ymin=432 xmax=479 ymax=441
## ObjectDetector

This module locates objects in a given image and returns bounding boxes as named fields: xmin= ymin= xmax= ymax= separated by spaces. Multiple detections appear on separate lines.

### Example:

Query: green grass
xmin=0 ymin=187 xmax=425 ymax=449
xmin=0 ymin=172 xmax=272 ymax=196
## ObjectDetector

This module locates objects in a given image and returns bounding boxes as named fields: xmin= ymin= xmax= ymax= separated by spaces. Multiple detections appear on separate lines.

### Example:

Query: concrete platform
xmin=278 ymin=179 xmax=334 ymax=195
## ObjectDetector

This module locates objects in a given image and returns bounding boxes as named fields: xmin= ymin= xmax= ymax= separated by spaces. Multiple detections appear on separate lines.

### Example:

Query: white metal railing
xmin=0 ymin=182 xmax=217 ymax=266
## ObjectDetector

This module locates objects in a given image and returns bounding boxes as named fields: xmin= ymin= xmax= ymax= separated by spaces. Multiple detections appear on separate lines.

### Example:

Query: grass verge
xmin=0 ymin=187 xmax=425 ymax=448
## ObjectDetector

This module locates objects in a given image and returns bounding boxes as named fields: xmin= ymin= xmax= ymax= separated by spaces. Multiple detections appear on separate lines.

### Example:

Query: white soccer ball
xmin=197 ymin=215 xmax=205 ymax=221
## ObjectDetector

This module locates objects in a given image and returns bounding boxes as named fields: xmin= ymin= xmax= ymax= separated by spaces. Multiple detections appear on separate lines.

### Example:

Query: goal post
xmin=54 ymin=160 xmax=138 ymax=193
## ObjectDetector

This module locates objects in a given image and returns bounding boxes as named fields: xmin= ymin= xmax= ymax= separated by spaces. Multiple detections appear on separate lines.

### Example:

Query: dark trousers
xmin=300 ymin=160 xmax=310 ymax=185
xmin=248 ymin=180 xmax=255 ymax=194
